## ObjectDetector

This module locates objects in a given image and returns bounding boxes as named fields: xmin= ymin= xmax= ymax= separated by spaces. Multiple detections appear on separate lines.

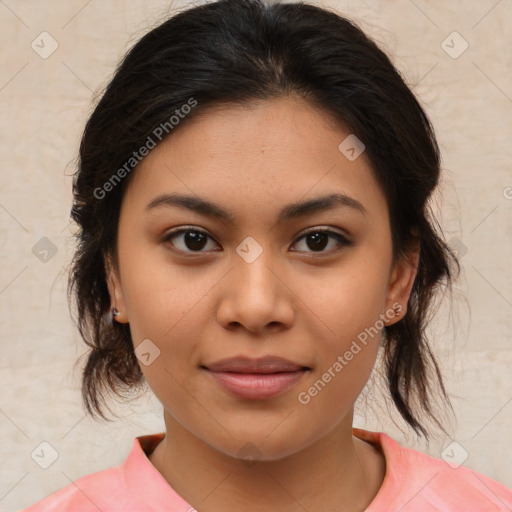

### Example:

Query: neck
xmin=149 ymin=409 xmax=386 ymax=512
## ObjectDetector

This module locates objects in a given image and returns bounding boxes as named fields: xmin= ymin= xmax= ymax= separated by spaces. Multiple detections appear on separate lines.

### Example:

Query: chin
xmin=205 ymin=424 xmax=315 ymax=463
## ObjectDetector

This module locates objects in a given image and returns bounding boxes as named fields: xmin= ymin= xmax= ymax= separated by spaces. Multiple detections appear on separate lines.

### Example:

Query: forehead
xmin=122 ymin=96 xmax=387 ymax=223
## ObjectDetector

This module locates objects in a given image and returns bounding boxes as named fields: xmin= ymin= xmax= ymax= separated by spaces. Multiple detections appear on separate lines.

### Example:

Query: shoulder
xmin=21 ymin=465 xmax=127 ymax=512
xmin=402 ymin=442 xmax=512 ymax=510
xmin=355 ymin=429 xmax=512 ymax=512
xmin=21 ymin=433 xmax=167 ymax=512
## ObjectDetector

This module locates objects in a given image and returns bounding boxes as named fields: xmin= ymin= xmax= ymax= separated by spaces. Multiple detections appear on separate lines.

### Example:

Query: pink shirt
xmin=22 ymin=428 xmax=512 ymax=511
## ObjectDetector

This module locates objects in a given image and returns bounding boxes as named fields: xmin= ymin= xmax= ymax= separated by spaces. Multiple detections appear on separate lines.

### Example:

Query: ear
xmin=384 ymin=240 xmax=420 ymax=326
xmin=105 ymin=253 xmax=129 ymax=324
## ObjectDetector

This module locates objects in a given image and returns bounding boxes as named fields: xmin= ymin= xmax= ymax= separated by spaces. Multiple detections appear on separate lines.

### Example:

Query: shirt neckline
xmin=352 ymin=428 xmax=408 ymax=510
xmin=125 ymin=428 xmax=407 ymax=511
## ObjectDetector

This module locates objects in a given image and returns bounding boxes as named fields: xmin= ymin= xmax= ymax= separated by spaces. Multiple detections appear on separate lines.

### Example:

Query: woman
xmin=23 ymin=0 xmax=512 ymax=510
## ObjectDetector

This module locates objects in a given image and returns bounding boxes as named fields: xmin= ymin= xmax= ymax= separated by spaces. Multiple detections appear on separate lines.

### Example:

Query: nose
xmin=215 ymin=247 xmax=295 ymax=334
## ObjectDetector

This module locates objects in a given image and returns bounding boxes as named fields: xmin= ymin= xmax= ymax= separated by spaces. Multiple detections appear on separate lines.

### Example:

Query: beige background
xmin=0 ymin=0 xmax=511 ymax=510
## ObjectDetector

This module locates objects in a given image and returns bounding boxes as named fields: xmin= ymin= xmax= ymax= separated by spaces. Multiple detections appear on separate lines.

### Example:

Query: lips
xmin=203 ymin=355 xmax=310 ymax=373
xmin=201 ymin=356 xmax=311 ymax=400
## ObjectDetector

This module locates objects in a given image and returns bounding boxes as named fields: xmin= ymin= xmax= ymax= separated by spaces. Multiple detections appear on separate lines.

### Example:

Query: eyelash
xmin=161 ymin=226 xmax=353 ymax=256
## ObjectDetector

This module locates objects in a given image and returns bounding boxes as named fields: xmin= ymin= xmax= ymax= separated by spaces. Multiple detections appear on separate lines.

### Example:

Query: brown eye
xmin=291 ymin=229 xmax=352 ymax=254
xmin=162 ymin=228 xmax=219 ymax=253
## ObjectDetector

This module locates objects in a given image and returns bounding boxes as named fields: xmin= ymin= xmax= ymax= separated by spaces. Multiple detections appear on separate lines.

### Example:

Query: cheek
xmin=118 ymin=253 xmax=212 ymax=378
xmin=304 ymin=258 xmax=390 ymax=341
xmin=292 ymin=293 xmax=384 ymax=446
xmin=119 ymin=242 xmax=197 ymax=337
xmin=297 ymin=256 xmax=389 ymax=402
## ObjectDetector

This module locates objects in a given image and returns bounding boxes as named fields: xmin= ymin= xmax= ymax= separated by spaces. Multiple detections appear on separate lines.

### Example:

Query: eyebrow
xmin=145 ymin=192 xmax=367 ymax=222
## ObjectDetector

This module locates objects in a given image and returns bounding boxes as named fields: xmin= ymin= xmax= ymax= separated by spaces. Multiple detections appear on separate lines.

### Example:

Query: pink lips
xmin=202 ymin=356 xmax=310 ymax=400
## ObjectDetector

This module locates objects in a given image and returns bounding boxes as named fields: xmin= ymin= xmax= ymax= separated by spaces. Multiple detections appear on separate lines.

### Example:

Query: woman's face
xmin=107 ymin=95 xmax=417 ymax=460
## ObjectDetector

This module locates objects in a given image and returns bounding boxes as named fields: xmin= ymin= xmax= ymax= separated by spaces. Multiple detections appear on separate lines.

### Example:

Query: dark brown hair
xmin=68 ymin=0 xmax=459 ymax=440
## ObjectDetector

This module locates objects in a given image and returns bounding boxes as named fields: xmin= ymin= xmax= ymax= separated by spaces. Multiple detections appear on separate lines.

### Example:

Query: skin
xmin=106 ymin=95 xmax=419 ymax=512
